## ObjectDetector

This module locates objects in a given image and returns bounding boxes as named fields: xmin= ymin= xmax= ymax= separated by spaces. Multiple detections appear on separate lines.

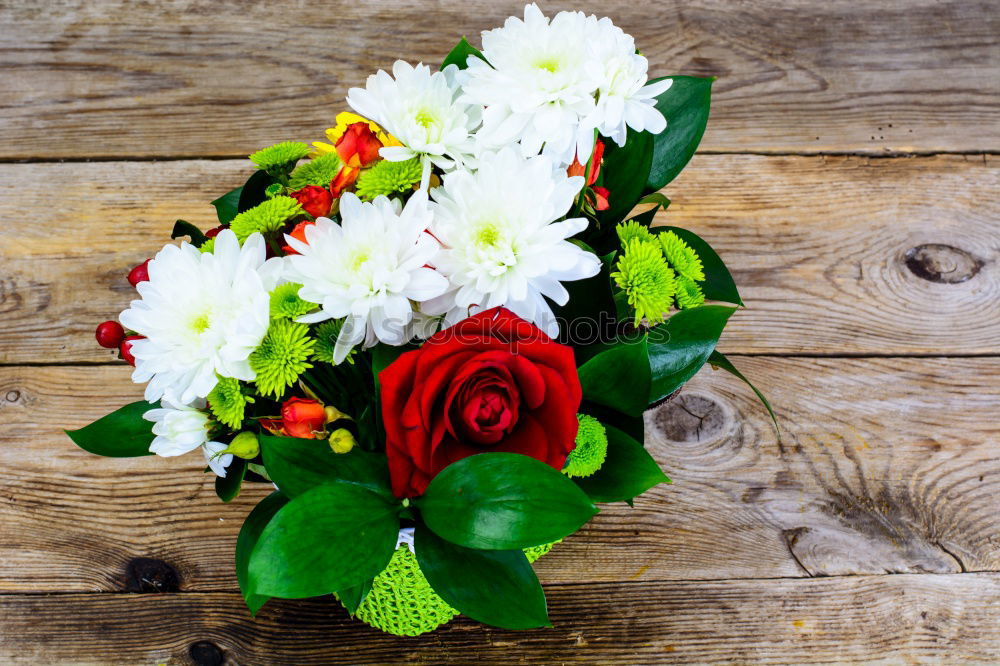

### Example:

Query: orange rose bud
xmin=592 ymin=185 xmax=610 ymax=211
xmin=567 ymin=139 xmax=605 ymax=186
xmin=289 ymin=185 xmax=333 ymax=218
xmin=281 ymin=220 xmax=315 ymax=256
xmin=336 ymin=122 xmax=383 ymax=168
xmin=330 ymin=166 xmax=360 ymax=198
xmin=280 ymin=397 xmax=327 ymax=439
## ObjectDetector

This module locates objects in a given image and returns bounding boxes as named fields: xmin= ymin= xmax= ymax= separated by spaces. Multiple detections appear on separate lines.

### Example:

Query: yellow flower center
xmin=190 ymin=312 xmax=211 ymax=334
xmin=535 ymin=58 xmax=560 ymax=73
xmin=414 ymin=110 xmax=436 ymax=128
xmin=474 ymin=223 xmax=501 ymax=248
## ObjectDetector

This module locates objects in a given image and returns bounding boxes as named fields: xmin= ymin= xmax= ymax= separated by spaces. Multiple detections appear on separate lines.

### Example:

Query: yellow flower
xmin=310 ymin=112 xmax=403 ymax=158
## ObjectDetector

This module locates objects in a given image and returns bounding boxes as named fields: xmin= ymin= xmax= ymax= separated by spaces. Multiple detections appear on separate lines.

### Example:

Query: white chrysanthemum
xmin=428 ymin=147 xmax=601 ymax=337
xmin=284 ymin=192 xmax=449 ymax=363
xmin=582 ymin=16 xmax=671 ymax=146
xmin=121 ymin=230 xmax=283 ymax=405
xmin=143 ymin=398 xmax=233 ymax=478
xmin=460 ymin=4 xmax=597 ymax=166
xmin=346 ymin=60 xmax=480 ymax=171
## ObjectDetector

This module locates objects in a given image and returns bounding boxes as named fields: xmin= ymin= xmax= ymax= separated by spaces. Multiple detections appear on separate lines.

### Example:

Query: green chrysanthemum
xmin=198 ymin=237 xmax=216 ymax=254
xmin=616 ymin=219 xmax=653 ymax=246
xmin=264 ymin=182 xmax=284 ymax=198
xmin=229 ymin=196 xmax=303 ymax=242
xmin=658 ymin=230 xmax=705 ymax=282
xmin=563 ymin=414 xmax=608 ymax=478
xmin=311 ymin=319 xmax=352 ymax=364
xmin=269 ymin=283 xmax=315 ymax=319
xmin=248 ymin=319 xmax=315 ymax=398
xmin=355 ymin=158 xmax=423 ymax=201
xmin=675 ymin=275 xmax=706 ymax=309
xmin=289 ymin=153 xmax=345 ymax=190
xmin=206 ymin=377 xmax=253 ymax=429
xmin=249 ymin=141 xmax=310 ymax=171
xmin=612 ymin=238 xmax=677 ymax=326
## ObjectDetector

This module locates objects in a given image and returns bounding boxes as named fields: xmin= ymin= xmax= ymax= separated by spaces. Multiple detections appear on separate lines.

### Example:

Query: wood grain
xmin=2 ymin=575 xmax=998 ymax=664
xmin=1 ymin=0 xmax=997 ymax=159
xmin=1 ymin=154 xmax=996 ymax=363
xmin=2 ymin=356 xmax=997 ymax=592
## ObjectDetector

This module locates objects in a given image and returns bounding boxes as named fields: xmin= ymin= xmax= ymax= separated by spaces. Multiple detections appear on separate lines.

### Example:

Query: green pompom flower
xmin=249 ymin=319 xmax=315 ymax=398
xmin=207 ymin=377 xmax=253 ymax=429
xmin=269 ymin=283 xmax=315 ymax=319
xmin=229 ymin=196 xmax=303 ymax=242
xmin=289 ymin=153 xmax=345 ymax=190
xmin=264 ymin=182 xmax=284 ymax=198
xmin=249 ymin=141 xmax=310 ymax=171
xmin=675 ymin=275 xmax=706 ymax=309
xmin=355 ymin=158 xmax=423 ymax=201
xmin=311 ymin=319 xmax=353 ymax=364
xmin=658 ymin=230 xmax=705 ymax=282
xmin=612 ymin=238 xmax=676 ymax=326
xmin=616 ymin=219 xmax=653 ymax=246
xmin=198 ymin=237 xmax=216 ymax=254
xmin=563 ymin=414 xmax=608 ymax=478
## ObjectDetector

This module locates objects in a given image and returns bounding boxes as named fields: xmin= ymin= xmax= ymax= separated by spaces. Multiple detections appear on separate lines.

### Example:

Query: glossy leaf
xmin=551 ymin=248 xmax=616 ymax=348
xmin=652 ymin=226 xmax=742 ymax=305
xmin=577 ymin=334 xmax=651 ymax=417
xmin=416 ymin=453 xmax=597 ymax=550
xmin=211 ymin=186 xmax=242 ymax=224
xmin=248 ymin=482 xmax=399 ymax=599
xmin=236 ymin=491 xmax=288 ymax=614
xmin=647 ymin=305 xmax=736 ymax=404
xmin=708 ymin=351 xmax=780 ymax=439
xmin=574 ymin=425 xmax=670 ymax=503
xmin=215 ymin=457 xmax=247 ymax=503
xmin=237 ymin=170 xmax=273 ymax=213
xmin=415 ymin=525 xmax=550 ymax=629
xmin=170 ymin=219 xmax=208 ymax=247
xmin=638 ymin=192 xmax=671 ymax=211
xmin=599 ymin=127 xmax=654 ymax=226
xmin=646 ymin=76 xmax=713 ymax=190
xmin=65 ymin=401 xmax=157 ymax=458
xmin=260 ymin=434 xmax=391 ymax=499
xmin=441 ymin=37 xmax=486 ymax=70
xmin=336 ymin=577 xmax=374 ymax=616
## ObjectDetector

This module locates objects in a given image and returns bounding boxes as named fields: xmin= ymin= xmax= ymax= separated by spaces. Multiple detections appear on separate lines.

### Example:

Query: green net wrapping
xmin=349 ymin=539 xmax=560 ymax=636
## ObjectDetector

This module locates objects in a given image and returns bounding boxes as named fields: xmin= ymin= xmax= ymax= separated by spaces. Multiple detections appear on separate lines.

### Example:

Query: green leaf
xmin=708 ymin=351 xmax=780 ymax=440
xmin=652 ymin=226 xmax=742 ymax=305
xmin=65 ymin=401 xmax=157 ymax=457
xmin=551 ymin=247 xmax=616 ymax=348
xmin=646 ymin=76 xmax=713 ymax=190
xmin=416 ymin=453 xmax=597 ymax=550
xmin=577 ymin=334 xmax=651 ymax=417
xmin=574 ymin=425 xmax=669 ymax=503
xmin=215 ymin=457 xmax=247 ymax=503
xmin=170 ymin=219 xmax=208 ymax=247
xmin=648 ymin=305 xmax=736 ymax=404
xmin=237 ymin=170 xmax=274 ymax=214
xmin=441 ymin=37 xmax=486 ymax=70
xmin=638 ymin=192 xmax=671 ymax=211
xmin=371 ymin=342 xmax=413 ymax=379
xmin=260 ymin=434 xmax=392 ymax=499
xmin=599 ymin=127 xmax=654 ymax=226
xmin=335 ymin=577 xmax=374 ymax=616
xmin=248 ymin=482 xmax=399 ymax=599
xmin=236 ymin=491 xmax=288 ymax=615
xmin=211 ymin=186 xmax=242 ymax=225
xmin=415 ymin=525 xmax=550 ymax=629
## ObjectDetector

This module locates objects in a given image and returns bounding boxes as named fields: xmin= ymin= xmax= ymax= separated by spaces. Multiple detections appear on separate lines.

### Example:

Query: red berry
xmin=95 ymin=321 xmax=126 ymax=349
xmin=127 ymin=259 xmax=151 ymax=287
xmin=205 ymin=225 xmax=226 ymax=239
xmin=119 ymin=335 xmax=143 ymax=366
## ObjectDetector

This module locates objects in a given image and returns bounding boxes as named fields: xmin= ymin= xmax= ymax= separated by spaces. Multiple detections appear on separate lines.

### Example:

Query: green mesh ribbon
xmin=351 ymin=540 xmax=560 ymax=636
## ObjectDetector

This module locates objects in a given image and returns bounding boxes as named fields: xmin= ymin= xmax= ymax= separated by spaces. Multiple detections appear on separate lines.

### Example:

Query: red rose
xmin=281 ymin=220 xmax=314 ymax=255
xmin=330 ymin=166 xmax=360 ymax=198
xmin=290 ymin=185 xmax=333 ymax=218
xmin=379 ymin=307 xmax=582 ymax=498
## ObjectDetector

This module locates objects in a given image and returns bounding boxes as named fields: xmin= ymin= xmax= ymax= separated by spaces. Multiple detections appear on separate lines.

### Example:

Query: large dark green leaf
xmin=600 ymin=128 xmax=654 ymax=226
xmin=647 ymin=305 xmax=735 ymax=404
xmin=574 ymin=425 xmax=670 ymax=503
xmin=708 ymin=351 xmax=780 ymax=439
xmin=416 ymin=453 xmax=597 ymax=550
xmin=415 ymin=525 xmax=550 ymax=629
xmin=259 ymin=434 xmax=391 ymax=499
xmin=215 ymin=457 xmax=247 ymax=503
xmin=248 ymin=482 xmax=399 ymax=599
xmin=652 ymin=226 xmax=742 ymax=305
xmin=551 ymin=249 xmax=617 ymax=349
xmin=65 ymin=401 xmax=157 ymax=457
xmin=211 ymin=186 xmax=243 ymax=224
xmin=646 ymin=76 xmax=713 ymax=190
xmin=577 ymin=334 xmax=651 ymax=417
xmin=237 ymin=170 xmax=273 ymax=213
xmin=236 ymin=491 xmax=288 ymax=614
xmin=441 ymin=37 xmax=486 ymax=70
xmin=170 ymin=219 xmax=208 ymax=247
xmin=335 ymin=577 xmax=374 ymax=616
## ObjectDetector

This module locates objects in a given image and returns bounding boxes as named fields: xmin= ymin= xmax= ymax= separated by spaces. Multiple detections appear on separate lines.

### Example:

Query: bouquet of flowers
xmin=69 ymin=4 xmax=775 ymax=636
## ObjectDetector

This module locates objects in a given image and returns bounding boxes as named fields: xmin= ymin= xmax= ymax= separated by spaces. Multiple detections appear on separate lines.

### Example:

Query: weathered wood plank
xmin=1 ymin=155 xmax=996 ymax=362
xmin=2 ymin=575 xmax=998 ymax=664
xmin=1 ymin=0 xmax=997 ymax=159
xmin=1 ymin=356 xmax=996 ymax=592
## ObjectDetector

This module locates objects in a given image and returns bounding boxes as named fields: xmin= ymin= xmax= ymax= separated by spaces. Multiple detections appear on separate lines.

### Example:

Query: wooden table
xmin=1 ymin=1 xmax=998 ymax=663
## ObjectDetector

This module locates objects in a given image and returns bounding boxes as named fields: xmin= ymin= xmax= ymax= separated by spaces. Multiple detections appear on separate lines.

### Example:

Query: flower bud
xmin=328 ymin=428 xmax=357 ymax=454
xmin=224 ymin=431 xmax=260 ymax=459
xmin=127 ymin=259 xmax=151 ymax=287
xmin=205 ymin=225 xmax=226 ymax=239
xmin=281 ymin=220 xmax=315 ymax=256
xmin=324 ymin=405 xmax=349 ymax=424
xmin=289 ymin=185 xmax=333 ymax=218
xmin=119 ymin=335 xmax=143 ymax=366
xmin=280 ymin=396 xmax=327 ymax=439
xmin=95 ymin=320 xmax=126 ymax=349
xmin=336 ymin=122 xmax=383 ymax=168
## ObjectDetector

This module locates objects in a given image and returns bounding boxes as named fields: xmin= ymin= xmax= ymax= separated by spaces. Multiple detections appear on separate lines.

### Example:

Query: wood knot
xmin=124 ymin=557 xmax=180 ymax=592
xmin=651 ymin=393 xmax=729 ymax=444
xmin=904 ymin=244 xmax=983 ymax=283
xmin=188 ymin=641 xmax=225 ymax=666
xmin=1 ymin=390 xmax=22 ymax=406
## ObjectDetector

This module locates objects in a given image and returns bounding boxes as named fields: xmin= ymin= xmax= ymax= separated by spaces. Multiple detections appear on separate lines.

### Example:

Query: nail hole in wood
xmin=124 ymin=557 xmax=180 ymax=593
xmin=904 ymin=244 xmax=983 ymax=284
xmin=188 ymin=641 xmax=224 ymax=666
